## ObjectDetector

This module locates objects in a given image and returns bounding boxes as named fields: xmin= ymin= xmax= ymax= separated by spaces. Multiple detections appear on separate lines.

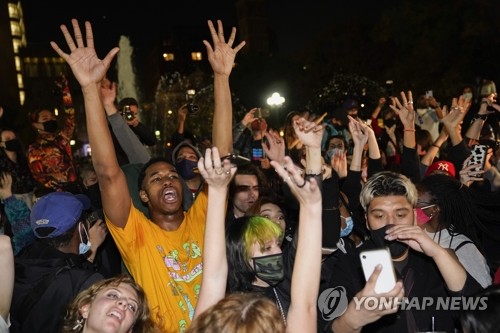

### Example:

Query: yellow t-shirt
xmin=106 ymin=191 xmax=207 ymax=333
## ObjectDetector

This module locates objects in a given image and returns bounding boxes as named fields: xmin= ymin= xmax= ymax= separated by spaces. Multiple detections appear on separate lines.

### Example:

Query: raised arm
xmin=50 ymin=20 xmax=129 ymax=228
xmin=0 ymin=235 xmax=14 ymax=323
xmin=203 ymin=20 xmax=245 ymax=157
xmin=271 ymin=156 xmax=322 ymax=333
xmin=192 ymin=147 xmax=235 ymax=318
xmin=99 ymin=78 xmax=150 ymax=164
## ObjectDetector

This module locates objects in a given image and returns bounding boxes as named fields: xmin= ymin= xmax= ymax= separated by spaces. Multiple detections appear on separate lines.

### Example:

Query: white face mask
xmin=78 ymin=223 xmax=92 ymax=255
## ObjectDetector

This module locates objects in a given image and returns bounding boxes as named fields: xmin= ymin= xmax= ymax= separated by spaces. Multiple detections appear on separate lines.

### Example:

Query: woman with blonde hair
xmin=60 ymin=275 xmax=159 ymax=333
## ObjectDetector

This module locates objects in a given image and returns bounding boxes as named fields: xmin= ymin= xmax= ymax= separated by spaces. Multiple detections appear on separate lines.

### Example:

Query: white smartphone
xmin=360 ymin=248 xmax=397 ymax=294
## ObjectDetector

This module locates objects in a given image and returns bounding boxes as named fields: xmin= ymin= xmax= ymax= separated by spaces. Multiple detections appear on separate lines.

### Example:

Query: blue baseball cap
xmin=30 ymin=192 xmax=91 ymax=238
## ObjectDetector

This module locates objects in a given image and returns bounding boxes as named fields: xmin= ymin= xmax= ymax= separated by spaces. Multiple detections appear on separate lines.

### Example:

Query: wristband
xmin=404 ymin=128 xmax=416 ymax=132
xmin=473 ymin=114 xmax=488 ymax=121
xmin=432 ymin=144 xmax=441 ymax=148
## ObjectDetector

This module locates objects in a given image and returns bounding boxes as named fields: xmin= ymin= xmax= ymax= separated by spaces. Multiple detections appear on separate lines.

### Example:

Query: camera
xmin=185 ymin=89 xmax=199 ymax=114
xmin=121 ymin=105 xmax=135 ymax=121
xmin=187 ymin=102 xmax=199 ymax=114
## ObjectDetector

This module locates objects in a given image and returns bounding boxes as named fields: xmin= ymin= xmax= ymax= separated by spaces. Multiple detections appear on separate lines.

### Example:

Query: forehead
xmin=368 ymin=195 xmax=412 ymax=211
xmin=146 ymin=161 xmax=177 ymax=175
xmin=100 ymin=283 xmax=138 ymax=299
xmin=260 ymin=202 xmax=282 ymax=214
xmin=329 ymin=138 xmax=344 ymax=145
xmin=177 ymin=146 xmax=197 ymax=156
xmin=235 ymin=174 xmax=258 ymax=185
xmin=1 ymin=130 xmax=15 ymax=139
xmin=37 ymin=110 xmax=53 ymax=118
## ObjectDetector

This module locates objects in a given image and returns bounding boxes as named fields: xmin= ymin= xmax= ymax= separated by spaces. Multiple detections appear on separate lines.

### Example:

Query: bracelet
xmin=304 ymin=173 xmax=322 ymax=181
xmin=432 ymin=144 xmax=441 ymax=148
xmin=473 ymin=114 xmax=488 ymax=121
xmin=404 ymin=128 xmax=416 ymax=132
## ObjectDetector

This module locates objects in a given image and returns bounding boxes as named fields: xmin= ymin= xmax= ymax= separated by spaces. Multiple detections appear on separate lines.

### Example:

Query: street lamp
xmin=266 ymin=92 xmax=285 ymax=130
xmin=267 ymin=92 xmax=285 ymax=107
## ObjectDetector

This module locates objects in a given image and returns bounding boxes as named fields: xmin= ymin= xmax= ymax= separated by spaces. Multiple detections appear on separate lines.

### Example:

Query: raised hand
xmin=203 ymin=20 xmax=246 ymax=77
xmin=390 ymin=91 xmax=415 ymax=130
xmin=50 ymin=19 xmax=119 ymax=88
xmin=197 ymin=147 xmax=235 ymax=189
xmin=262 ymin=129 xmax=285 ymax=164
xmin=292 ymin=116 xmax=324 ymax=148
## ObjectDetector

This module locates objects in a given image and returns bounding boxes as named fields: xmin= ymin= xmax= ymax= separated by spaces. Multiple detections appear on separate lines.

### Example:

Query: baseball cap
xmin=425 ymin=160 xmax=456 ymax=178
xmin=30 ymin=192 xmax=91 ymax=238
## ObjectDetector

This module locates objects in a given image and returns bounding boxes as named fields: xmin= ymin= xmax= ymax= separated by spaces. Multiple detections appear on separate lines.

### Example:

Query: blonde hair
xmin=360 ymin=171 xmax=418 ymax=211
xmin=188 ymin=292 xmax=286 ymax=333
xmin=60 ymin=275 xmax=159 ymax=333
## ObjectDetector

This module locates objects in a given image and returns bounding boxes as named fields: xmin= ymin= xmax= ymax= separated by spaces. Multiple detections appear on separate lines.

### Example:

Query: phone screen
xmin=360 ymin=248 xmax=397 ymax=294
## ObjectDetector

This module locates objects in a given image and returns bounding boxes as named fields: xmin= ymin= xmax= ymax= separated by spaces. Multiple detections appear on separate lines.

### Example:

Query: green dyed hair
xmin=242 ymin=216 xmax=283 ymax=260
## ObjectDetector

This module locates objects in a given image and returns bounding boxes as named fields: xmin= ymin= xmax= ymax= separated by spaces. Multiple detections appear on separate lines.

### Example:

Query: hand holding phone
xmin=466 ymin=144 xmax=488 ymax=177
xmin=360 ymin=248 xmax=397 ymax=294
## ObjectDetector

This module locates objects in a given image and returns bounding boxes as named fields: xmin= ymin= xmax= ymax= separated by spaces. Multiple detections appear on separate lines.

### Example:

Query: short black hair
xmin=137 ymin=157 xmax=176 ymax=190
xmin=118 ymin=97 xmax=139 ymax=110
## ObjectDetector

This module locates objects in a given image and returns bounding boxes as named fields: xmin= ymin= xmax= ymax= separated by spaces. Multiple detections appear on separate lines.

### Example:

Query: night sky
xmin=22 ymin=0 xmax=397 ymax=55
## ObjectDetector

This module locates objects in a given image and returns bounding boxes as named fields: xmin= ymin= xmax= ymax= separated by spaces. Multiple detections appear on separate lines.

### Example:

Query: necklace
xmin=273 ymin=287 xmax=287 ymax=325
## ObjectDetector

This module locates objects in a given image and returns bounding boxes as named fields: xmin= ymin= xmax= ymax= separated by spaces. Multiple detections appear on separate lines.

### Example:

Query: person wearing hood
xmin=172 ymin=140 xmax=204 ymax=210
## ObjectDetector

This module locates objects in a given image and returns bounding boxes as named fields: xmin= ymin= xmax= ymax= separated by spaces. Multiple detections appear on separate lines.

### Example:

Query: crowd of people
xmin=1 ymin=17 xmax=500 ymax=333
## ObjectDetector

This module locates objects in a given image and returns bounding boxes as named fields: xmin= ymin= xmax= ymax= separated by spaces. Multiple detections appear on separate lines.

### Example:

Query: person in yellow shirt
xmin=50 ymin=18 xmax=244 ymax=332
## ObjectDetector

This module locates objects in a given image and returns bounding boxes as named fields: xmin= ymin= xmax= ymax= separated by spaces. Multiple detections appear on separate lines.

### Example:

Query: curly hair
xmin=60 ymin=275 xmax=159 ymax=333
xmin=187 ymin=292 xmax=285 ymax=333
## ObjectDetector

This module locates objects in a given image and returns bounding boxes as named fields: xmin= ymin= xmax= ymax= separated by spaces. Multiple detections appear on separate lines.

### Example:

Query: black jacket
xmin=10 ymin=241 xmax=103 ymax=333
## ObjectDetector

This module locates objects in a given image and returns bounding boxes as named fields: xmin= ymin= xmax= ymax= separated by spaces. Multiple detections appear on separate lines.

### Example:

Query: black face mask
xmin=176 ymin=159 xmax=199 ymax=180
xmin=370 ymin=224 xmax=408 ymax=259
xmin=40 ymin=120 xmax=58 ymax=133
xmin=84 ymin=182 xmax=102 ymax=209
xmin=384 ymin=118 xmax=397 ymax=128
xmin=3 ymin=138 xmax=22 ymax=152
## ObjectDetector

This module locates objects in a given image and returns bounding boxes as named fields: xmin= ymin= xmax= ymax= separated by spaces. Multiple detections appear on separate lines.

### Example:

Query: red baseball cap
xmin=425 ymin=160 xmax=456 ymax=178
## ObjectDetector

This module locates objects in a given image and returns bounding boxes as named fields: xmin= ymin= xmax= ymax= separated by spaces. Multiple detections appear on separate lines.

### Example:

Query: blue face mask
xmin=78 ymin=223 xmax=92 ymax=255
xmin=340 ymin=216 xmax=353 ymax=237
xmin=327 ymin=148 xmax=344 ymax=160
xmin=176 ymin=159 xmax=199 ymax=180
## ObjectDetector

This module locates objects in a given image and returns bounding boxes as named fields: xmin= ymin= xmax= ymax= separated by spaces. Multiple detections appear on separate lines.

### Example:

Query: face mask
xmin=176 ymin=159 xmax=199 ymax=180
xmin=84 ymin=183 xmax=102 ymax=209
xmin=78 ymin=223 xmax=92 ymax=255
xmin=384 ymin=118 xmax=396 ymax=128
xmin=327 ymin=148 xmax=344 ymax=160
xmin=252 ymin=253 xmax=284 ymax=287
xmin=415 ymin=205 xmax=436 ymax=225
xmin=40 ymin=120 xmax=58 ymax=133
xmin=370 ymin=224 xmax=408 ymax=259
xmin=340 ymin=216 xmax=354 ymax=237
xmin=3 ymin=138 xmax=21 ymax=152
xmin=463 ymin=92 xmax=473 ymax=100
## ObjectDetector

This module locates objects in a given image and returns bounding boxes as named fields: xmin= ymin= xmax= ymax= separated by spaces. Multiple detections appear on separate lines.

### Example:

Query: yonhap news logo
xmin=318 ymin=286 xmax=349 ymax=321
xmin=318 ymin=286 xmax=489 ymax=321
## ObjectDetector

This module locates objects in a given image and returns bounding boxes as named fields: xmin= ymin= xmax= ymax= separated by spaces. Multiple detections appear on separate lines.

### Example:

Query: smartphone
xmin=466 ymin=144 xmax=488 ymax=176
xmin=221 ymin=153 xmax=251 ymax=167
xmin=425 ymin=90 xmax=433 ymax=98
xmin=87 ymin=210 xmax=102 ymax=227
xmin=360 ymin=248 xmax=397 ymax=294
